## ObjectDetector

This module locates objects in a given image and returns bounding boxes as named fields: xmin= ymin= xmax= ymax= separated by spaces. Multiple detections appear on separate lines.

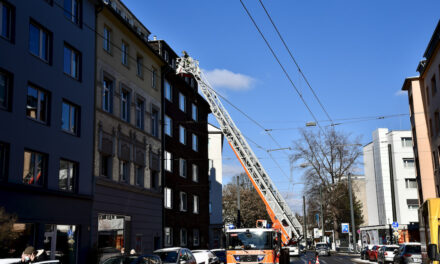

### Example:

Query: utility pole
xmin=303 ymin=196 xmax=307 ymax=247
xmin=320 ymin=185 xmax=324 ymax=242
xmin=236 ymin=175 xmax=241 ymax=228
xmin=348 ymin=173 xmax=356 ymax=252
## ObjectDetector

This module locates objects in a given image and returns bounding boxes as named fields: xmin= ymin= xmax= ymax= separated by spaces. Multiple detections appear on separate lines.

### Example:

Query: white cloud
xmin=204 ymin=69 xmax=256 ymax=91
xmin=395 ymin=90 xmax=407 ymax=96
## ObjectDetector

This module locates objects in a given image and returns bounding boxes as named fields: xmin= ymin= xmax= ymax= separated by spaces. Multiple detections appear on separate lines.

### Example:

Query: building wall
xmin=0 ymin=0 xmax=96 ymax=262
xmin=364 ymin=143 xmax=379 ymax=226
xmin=351 ymin=176 xmax=368 ymax=226
xmin=92 ymin=2 xmax=164 ymax=255
xmin=208 ymin=124 xmax=223 ymax=248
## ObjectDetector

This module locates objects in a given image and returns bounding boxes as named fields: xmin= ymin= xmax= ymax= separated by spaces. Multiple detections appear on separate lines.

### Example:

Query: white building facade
xmin=363 ymin=128 xmax=418 ymax=226
xmin=208 ymin=124 xmax=224 ymax=248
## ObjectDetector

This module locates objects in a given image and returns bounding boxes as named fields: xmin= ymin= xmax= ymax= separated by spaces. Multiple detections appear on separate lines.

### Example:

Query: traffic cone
xmin=315 ymin=255 xmax=320 ymax=264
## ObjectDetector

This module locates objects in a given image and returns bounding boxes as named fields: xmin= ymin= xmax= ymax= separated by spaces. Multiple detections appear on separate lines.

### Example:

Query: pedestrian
xmin=130 ymin=249 xmax=136 ymax=255
xmin=120 ymin=247 xmax=125 ymax=255
xmin=19 ymin=246 xmax=36 ymax=263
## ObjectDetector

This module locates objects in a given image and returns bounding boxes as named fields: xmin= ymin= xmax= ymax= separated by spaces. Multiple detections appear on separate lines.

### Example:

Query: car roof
xmin=402 ymin=242 xmax=421 ymax=245
xmin=154 ymin=247 xmax=184 ymax=252
xmin=210 ymin=249 xmax=225 ymax=252
xmin=192 ymin=250 xmax=211 ymax=253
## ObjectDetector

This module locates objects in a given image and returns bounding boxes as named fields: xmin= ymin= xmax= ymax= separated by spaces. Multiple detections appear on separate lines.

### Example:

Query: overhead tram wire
xmin=238 ymin=0 xmax=335 ymax=178
xmin=257 ymin=0 xmax=333 ymax=125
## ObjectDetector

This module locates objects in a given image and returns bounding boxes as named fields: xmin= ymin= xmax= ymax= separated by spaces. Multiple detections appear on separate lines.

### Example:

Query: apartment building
xmin=363 ymin=129 xmax=419 ymax=226
xmin=0 ymin=0 xmax=96 ymax=262
xmin=402 ymin=20 xmax=440 ymax=203
xmin=208 ymin=124 xmax=224 ymax=248
xmin=149 ymin=40 xmax=212 ymax=249
xmin=92 ymin=0 xmax=165 ymax=254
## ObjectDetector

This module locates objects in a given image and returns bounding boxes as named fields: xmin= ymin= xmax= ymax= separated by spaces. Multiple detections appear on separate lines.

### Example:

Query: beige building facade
xmin=402 ymin=20 xmax=440 ymax=203
xmin=92 ymin=0 xmax=165 ymax=254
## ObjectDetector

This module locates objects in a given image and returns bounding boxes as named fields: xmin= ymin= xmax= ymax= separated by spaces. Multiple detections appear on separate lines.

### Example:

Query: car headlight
xmin=234 ymin=256 xmax=240 ymax=262
xmin=257 ymin=256 xmax=265 ymax=262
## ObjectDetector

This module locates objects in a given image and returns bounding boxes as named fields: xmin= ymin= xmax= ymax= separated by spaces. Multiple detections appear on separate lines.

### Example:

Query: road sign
xmin=341 ymin=223 xmax=349 ymax=233
xmin=392 ymin=222 xmax=399 ymax=228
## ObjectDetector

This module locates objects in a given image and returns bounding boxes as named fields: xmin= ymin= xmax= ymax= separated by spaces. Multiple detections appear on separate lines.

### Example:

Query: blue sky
xmin=124 ymin=0 xmax=440 ymax=212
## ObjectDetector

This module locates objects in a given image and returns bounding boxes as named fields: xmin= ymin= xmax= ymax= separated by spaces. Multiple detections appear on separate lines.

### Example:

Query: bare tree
xmin=223 ymin=173 xmax=270 ymax=228
xmin=290 ymin=128 xmax=363 ymax=239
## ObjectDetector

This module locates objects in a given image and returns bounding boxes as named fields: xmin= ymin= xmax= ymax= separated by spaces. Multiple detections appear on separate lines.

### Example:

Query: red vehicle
xmin=368 ymin=245 xmax=382 ymax=262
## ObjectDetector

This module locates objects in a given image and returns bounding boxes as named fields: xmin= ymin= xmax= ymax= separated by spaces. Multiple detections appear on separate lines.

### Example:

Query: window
xmin=430 ymin=119 xmax=434 ymax=138
xmin=192 ymin=134 xmax=198 ymax=152
xmin=152 ymin=68 xmax=157 ymax=89
xmin=164 ymin=50 xmax=169 ymax=62
xmin=405 ymin=178 xmax=417 ymax=189
xmin=63 ymin=44 xmax=80 ymax=79
xmin=164 ymin=151 xmax=172 ymax=172
xmin=164 ymin=187 xmax=172 ymax=209
xmin=102 ymin=77 xmax=113 ymax=112
xmin=61 ymin=101 xmax=78 ymax=135
xmin=436 ymin=112 xmax=440 ymax=134
xmin=432 ymin=75 xmax=437 ymax=96
xmin=23 ymin=150 xmax=46 ymax=186
xmin=180 ymin=228 xmax=187 ymax=246
xmin=427 ymin=86 xmax=430 ymax=105
xmin=179 ymin=125 xmax=186 ymax=145
xmin=121 ymin=41 xmax=128 ymax=65
xmin=135 ymin=98 xmax=144 ymax=129
xmin=190 ymin=78 xmax=195 ymax=88
xmin=100 ymin=154 xmax=111 ymax=178
xmin=135 ymin=165 xmax=143 ymax=186
xmin=193 ymin=195 xmax=199 ymax=214
xmin=192 ymin=164 xmax=198 ymax=182
xmin=192 ymin=103 xmax=198 ymax=121
xmin=165 ymin=115 xmax=172 ymax=136
xmin=407 ymin=199 xmax=419 ymax=210
xmin=179 ymin=158 xmax=187 ymax=178
xmin=120 ymin=89 xmax=130 ymax=122
xmin=164 ymin=80 xmax=172 ymax=101
xmin=0 ymin=1 xmax=13 ymax=41
xmin=26 ymin=85 xmax=49 ymax=123
xmin=403 ymin=158 xmax=415 ymax=168
xmin=0 ymin=69 xmax=11 ymax=111
xmin=119 ymin=160 xmax=129 ymax=183
xmin=136 ymin=56 xmax=143 ymax=77
xmin=401 ymin=137 xmax=412 ymax=147
xmin=179 ymin=93 xmax=186 ymax=112
xmin=180 ymin=192 xmax=187 ymax=212
xmin=151 ymin=107 xmax=159 ymax=137
xmin=151 ymin=170 xmax=159 ymax=190
xmin=164 ymin=227 xmax=173 ymax=247
xmin=103 ymin=26 xmax=111 ymax=52
xmin=193 ymin=229 xmax=199 ymax=246
xmin=64 ymin=0 xmax=80 ymax=24
xmin=0 ymin=142 xmax=8 ymax=180
xmin=59 ymin=159 xmax=77 ymax=192
xmin=29 ymin=22 xmax=50 ymax=62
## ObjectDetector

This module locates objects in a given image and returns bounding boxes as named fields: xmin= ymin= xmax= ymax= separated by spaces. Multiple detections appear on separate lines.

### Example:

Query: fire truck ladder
xmin=176 ymin=52 xmax=303 ymax=242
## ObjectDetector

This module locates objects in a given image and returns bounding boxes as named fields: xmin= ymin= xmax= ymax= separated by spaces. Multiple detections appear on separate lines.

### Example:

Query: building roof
xmin=401 ymin=76 xmax=419 ymax=91
xmin=417 ymin=20 xmax=440 ymax=75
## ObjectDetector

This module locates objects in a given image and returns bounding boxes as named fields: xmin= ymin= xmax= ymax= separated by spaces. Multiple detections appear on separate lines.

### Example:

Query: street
xmin=289 ymin=252 xmax=359 ymax=264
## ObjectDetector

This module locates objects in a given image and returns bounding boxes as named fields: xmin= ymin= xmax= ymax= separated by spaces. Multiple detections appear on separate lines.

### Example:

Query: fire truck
xmin=176 ymin=53 xmax=303 ymax=264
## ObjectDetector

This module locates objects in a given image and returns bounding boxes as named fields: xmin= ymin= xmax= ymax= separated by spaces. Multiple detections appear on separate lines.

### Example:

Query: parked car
xmin=315 ymin=243 xmax=330 ymax=256
xmin=378 ymin=245 xmax=399 ymax=264
xmin=154 ymin=248 xmax=197 ymax=264
xmin=284 ymin=245 xmax=300 ymax=257
xmin=191 ymin=250 xmax=219 ymax=264
xmin=393 ymin=243 xmax=422 ymax=264
xmin=210 ymin=249 xmax=226 ymax=264
xmin=369 ymin=245 xmax=382 ymax=262
xmin=0 ymin=260 xmax=59 ymax=264
xmin=101 ymin=254 xmax=162 ymax=264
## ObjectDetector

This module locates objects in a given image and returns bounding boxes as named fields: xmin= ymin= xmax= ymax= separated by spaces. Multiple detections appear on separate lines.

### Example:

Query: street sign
xmin=341 ymin=223 xmax=349 ymax=233
xmin=392 ymin=222 xmax=399 ymax=229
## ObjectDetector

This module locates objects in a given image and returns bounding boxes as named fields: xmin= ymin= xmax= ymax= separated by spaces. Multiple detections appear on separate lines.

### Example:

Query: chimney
xmin=153 ymin=35 xmax=157 ymax=41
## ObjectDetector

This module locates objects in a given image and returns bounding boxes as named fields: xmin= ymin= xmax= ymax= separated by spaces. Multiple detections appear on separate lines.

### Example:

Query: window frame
xmin=29 ymin=20 xmax=51 ymax=63
xmin=401 ymin=137 xmax=412 ymax=148
xmin=0 ymin=68 xmax=12 ymax=111
xmin=100 ymin=153 xmax=112 ymax=178
xmin=193 ymin=229 xmax=199 ymax=246
xmin=103 ymin=26 xmax=111 ymax=53
xmin=0 ymin=142 xmax=9 ymax=181
xmin=102 ymin=76 xmax=114 ymax=113
xmin=193 ymin=195 xmax=199 ymax=214
xmin=192 ymin=134 xmax=198 ymax=152
xmin=192 ymin=164 xmax=198 ymax=182
xmin=63 ymin=43 xmax=81 ymax=80
xmin=405 ymin=178 xmax=417 ymax=189
xmin=180 ymin=228 xmax=187 ymax=247
xmin=63 ymin=0 xmax=81 ymax=25
xmin=180 ymin=191 xmax=187 ymax=212
xmin=59 ymin=159 xmax=77 ymax=192
xmin=165 ymin=115 xmax=172 ymax=136
xmin=164 ymin=151 xmax=173 ymax=172
xmin=121 ymin=40 xmax=128 ymax=66
xmin=164 ymin=227 xmax=173 ymax=247
xmin=179 ymin=92 xmax=186 ymax=112
xmin=135 ymin=97 xmax=144 ymax=130
xmin=120 ymin=88 xmax=130 ymax=122
xmin=23 ymin=149 xmax=47 ymax=187
xmin=164 ymin=187 xmax=173 ymax=209
xmin=0 ymin=1 xmax=14 ymax=42
xmin=119 ymin=159 xmax=129 ymax=183
xmin=151 ymin=106 xmax=159 ymax=137
xmin=26 ymin=84 xmax=49 ymax=124
xmin=136 ymin=55 xmax=143 ymax=78
xmin=151 ymin=68 xmax=157 ymax=89
xmin=61 ymin=100 xmax=79 ymax=135
xmin=192 ymin=103 xmax=198 ymax=121
xmin=179 ymin=125 xmax=186 ymax=145
xmin=135 ymin=164 xmax=143 ymax=187
xmin=403 ymin=158 xmax=415 ymax=168
xmin=164 ymin=80 xmax=172 ymax=101
xmin=179 ymin=158 xmax=187 ymax=178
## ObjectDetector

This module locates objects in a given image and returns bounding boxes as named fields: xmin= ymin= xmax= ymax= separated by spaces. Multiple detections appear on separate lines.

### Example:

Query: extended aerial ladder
xmin=176 ymin=52 xmax=303 ymax=244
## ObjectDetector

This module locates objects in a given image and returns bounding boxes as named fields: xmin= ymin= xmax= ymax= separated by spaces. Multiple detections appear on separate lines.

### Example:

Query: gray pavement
xmin=289 ymin=251 xmax=359 ymax=264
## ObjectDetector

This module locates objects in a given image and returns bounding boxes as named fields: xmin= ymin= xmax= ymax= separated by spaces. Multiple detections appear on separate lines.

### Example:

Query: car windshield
xmin=213 ymin=251 xmax=225 ymax=258
xmin=316 ymin=244 xmax=328 ymax=249
xmin=227 ymin=231 xmax=273 ymax=250
xmin=386 ymin=247 xmax=399 ymax=251
xmin=405 ymin=245 xmax=421 ymax=253
xmin=155 ymin=250 xmax=179 ymax=263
